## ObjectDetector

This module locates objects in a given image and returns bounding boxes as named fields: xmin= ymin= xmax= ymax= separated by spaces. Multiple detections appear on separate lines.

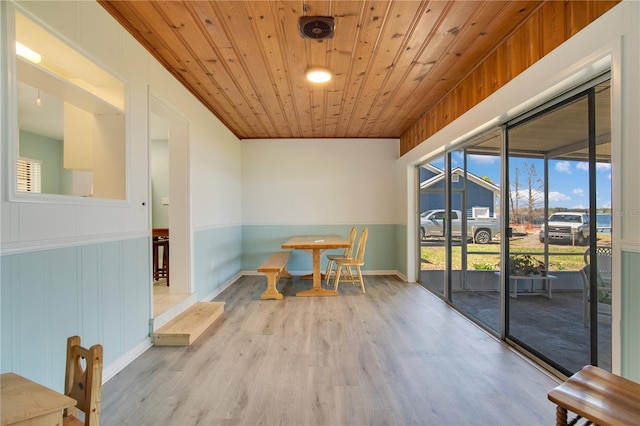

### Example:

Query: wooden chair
xmin=332 ymin=228 xmax=368 ymax=293
xmin=324 ymin=226 xmax=357 ymax=285
xmin=64 ymin=336 xmax=103 ymax=426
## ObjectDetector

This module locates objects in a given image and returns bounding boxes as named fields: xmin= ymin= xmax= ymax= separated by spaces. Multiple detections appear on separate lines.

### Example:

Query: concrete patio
xmin=419 ymin=270 xmax=612 ymax=375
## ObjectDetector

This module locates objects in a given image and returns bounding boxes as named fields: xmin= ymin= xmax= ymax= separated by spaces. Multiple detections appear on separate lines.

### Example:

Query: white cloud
xmin=555 ymin=161 xmax=571 ymax=173
xmin=574 ymin=162 xmax=610 ymax=172
xmin=572 ymin=188 xmax=584 ymax=196
xmin=468 ymin=154 xmax=498 ymax=165
xmin=548 ymin=191 xmax=571 ymax=202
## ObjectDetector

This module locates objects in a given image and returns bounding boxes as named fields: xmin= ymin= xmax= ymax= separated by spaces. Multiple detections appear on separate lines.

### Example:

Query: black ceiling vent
xmin=299 ymin=16 xmax=335 ymax=40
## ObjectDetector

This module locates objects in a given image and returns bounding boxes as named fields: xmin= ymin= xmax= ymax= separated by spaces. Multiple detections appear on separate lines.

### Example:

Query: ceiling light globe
xmin=305 ymin=67 xmax=333 ymax=83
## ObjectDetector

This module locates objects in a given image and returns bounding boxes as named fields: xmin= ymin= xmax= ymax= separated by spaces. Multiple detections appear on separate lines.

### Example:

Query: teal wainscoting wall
xmin=621 ymin=250 xmax=640 ymax=381
xmin=193 ymin=225 xmax=243 ymax=300
xmin=395 ymin=224 xmax=407 ymax=278
xmin=1 ymin=237 xmax=150 ymax=392
xmin=242 ymin=224 xmax=399 ymax=273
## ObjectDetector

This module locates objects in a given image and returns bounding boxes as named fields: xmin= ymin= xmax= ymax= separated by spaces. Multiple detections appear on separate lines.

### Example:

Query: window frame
xmin=3 ymin=2 xmax=130 ymax=206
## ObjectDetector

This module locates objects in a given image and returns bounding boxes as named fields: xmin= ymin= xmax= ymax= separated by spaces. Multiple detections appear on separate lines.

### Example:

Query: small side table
xmin=1 ymin=372 xmax=77 ymax=426
xmin=548 ymin=365 xmax=640 ymax=426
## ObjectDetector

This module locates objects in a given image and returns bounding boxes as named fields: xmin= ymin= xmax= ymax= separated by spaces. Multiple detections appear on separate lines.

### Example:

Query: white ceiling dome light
xmin=305 ymin=67 xmax=333 ymax=83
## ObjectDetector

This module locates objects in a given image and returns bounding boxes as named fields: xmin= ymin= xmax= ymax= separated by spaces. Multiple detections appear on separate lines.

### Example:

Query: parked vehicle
xmin=420 ymin=209 xmax=500 ymax=244
xmin=539 ymin=212 xmax=590 ymax=245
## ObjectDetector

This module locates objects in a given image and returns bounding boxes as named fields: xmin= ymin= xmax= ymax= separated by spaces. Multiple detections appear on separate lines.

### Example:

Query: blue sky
xmin=430 ymin=153 xmax=612 ymax=210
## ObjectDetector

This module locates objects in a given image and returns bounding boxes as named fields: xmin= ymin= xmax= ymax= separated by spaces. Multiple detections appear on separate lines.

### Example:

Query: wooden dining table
xmin=281 ymin=235 xmax=350 ymax=297
xmin=1 ymin=372 xmax=76 ymax=426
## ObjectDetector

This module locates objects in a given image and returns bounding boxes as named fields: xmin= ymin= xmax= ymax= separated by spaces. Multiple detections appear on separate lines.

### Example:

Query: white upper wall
xmin=241 ymin=138 xmax=399 ymax=225
xmin=189 ymin=106 xmax=242 ymax=230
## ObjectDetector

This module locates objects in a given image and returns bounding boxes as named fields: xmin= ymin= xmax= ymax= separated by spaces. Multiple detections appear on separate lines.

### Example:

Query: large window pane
xmin=449 ymin=132 xmax=502 ymax=333
xmin=418 ymin=156 xmax=447 ymax=297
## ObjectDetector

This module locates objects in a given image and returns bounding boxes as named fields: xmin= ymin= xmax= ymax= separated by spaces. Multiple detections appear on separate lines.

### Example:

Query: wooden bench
xmin=547 ymin=365 xmax=640 ymax=426
xmin=258 ymin=251 xmax=292 ymax=300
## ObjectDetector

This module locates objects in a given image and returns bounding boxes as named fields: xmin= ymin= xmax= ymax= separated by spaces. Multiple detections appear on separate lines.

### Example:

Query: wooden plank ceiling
xmin=99 ymin=0 xmax=547 ymax=140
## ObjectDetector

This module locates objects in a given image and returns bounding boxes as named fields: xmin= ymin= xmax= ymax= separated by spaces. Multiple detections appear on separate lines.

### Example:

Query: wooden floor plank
xmin=102 ymin=275 xmax=560 ymax=425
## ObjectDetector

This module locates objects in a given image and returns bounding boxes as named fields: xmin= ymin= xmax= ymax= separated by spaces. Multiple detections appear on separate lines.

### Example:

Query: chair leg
xmin=325 ymin=259 xmax=334 ymax=286
xmin=555 ymin=406 xmax=567 ymax=426
xmin=163 ymin=241 xmax=169 ymax=286
xmin=345 ymin=265 xmax=355 ymax=282
xmin=333 ymin=267 xmax=342 ymax=292
xmin=356 ymin=266 xmax=365 ymax=293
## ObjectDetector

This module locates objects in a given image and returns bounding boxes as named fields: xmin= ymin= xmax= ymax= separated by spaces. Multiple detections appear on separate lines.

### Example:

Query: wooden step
xmin=152 ymin=302 xmax=225 ymax=346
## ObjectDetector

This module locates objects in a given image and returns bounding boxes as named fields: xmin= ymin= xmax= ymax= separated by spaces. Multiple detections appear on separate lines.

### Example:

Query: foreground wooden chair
xmin=333 ymin=228 xmax=368 ymax=293
xmin=64 ymin=336 xmax=103 ymax=426
xmin=324 ymin=226 xmax=357 ymax=285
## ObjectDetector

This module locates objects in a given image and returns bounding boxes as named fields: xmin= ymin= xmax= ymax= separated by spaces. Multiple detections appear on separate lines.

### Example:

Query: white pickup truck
xmin=539 ymin=212 xmax=590 ymax=245
xmin=420 ymin=209 xmax=500 ymax=244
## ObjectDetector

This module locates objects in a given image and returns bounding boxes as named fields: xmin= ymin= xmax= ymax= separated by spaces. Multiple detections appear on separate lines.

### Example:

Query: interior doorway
xmin=149 ymin=93 xmax=192 ymax=319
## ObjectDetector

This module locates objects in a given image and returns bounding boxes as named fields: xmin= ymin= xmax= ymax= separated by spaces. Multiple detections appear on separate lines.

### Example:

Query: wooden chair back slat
xmin=344 ymin=226 xmax=358 ymax=257
xmin=64 ymin=336 xmax=103 ymax=426
xmin=354 ymin=228 xmax=369 ymax=263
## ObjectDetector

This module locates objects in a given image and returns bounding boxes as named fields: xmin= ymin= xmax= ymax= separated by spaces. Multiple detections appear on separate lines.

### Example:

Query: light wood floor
xmin=103 ymin=275 xmax=560 ymax=425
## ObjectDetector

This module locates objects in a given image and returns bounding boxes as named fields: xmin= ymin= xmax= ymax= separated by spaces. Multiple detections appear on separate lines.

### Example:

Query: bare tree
xmin=510 ymin=162 xmax=544 ymax=226
xmin=509 ymin=166 xmax=520 ymax=223
xmin=524 ymin=161 xmax=544 ymax=224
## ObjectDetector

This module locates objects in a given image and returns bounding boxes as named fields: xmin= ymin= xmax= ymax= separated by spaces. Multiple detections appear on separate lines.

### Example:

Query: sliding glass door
xmin=417 ymin=77 xmax=612 ymax=376
xmin=505 ymin=79 xmax=612 ymax=375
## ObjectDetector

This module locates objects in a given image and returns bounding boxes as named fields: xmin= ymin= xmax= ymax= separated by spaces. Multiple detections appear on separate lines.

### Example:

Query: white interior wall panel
xmin=241 ymin=138 xmax=398 ymax=225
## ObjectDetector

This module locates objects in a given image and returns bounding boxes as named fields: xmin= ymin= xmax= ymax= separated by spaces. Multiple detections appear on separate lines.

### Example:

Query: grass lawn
xmin=420 ymin=232 xmax=611 ymax=271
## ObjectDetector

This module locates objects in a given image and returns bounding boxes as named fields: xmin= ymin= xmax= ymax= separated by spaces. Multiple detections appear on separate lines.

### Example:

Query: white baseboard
xmin=203 ymin=272 xmax=243 ymax=301
xmin=102 ymin=338 xmax=152 ymax=384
